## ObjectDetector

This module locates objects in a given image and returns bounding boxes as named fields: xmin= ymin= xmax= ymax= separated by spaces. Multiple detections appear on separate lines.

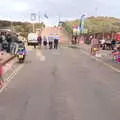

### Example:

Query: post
xmin=38 ymin=11 xmax=41 ymax=24
xmin=33 ymin=22 xmax=35 ymax=33
xmin=11 ymin=22 xmax=13 ymax=32
xmin=58 ymin=15 xmax=60 ymax=23
xmin=31 ymin=13 xmax=36 ymax=33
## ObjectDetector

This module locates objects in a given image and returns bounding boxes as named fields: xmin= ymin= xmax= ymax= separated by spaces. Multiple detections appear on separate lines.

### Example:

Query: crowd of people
xmin=71 ymin=35 xmax=120 ymax=59
xmin=0 ymin=32 xmax=26 ymax=87
xmin=0 ymin=32 xmax=25 ymax=55
xmin=0 ymin=32 xmax=12 ymax=52
xmin=37 ymin=35 xmax=59 ymax=50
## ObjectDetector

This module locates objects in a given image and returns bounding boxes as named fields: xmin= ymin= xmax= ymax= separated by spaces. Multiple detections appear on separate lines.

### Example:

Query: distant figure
xmin=74 ymin=35 xmax=78 ymax=45
xmin=48 ymin=36 xmax=53 ymax=49
xmin=111 ymin=39 xmax=116 ymax=50
xmin=1 ymin=32 xmax=6 ymax=41
xmin=90 ymin=37 xmax=99 ymax=55
xmin=105 ymin=39 xmax=112 ymax=50
xmin=54 ymin=35 xmax=59 ymax=49
xmin=37 ymin=36 xmax=42 ymax=48
xmin=6 ymin=34 xmax=12 ymax=53
xmin=100 ymin=39 xmax=105 ymax=50
xmin=43 ymin=36 xmax=47 ymax=49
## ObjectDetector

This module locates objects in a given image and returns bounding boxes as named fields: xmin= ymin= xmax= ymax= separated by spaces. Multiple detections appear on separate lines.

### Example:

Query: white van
xmin=27 ymin=33 xmax=38 ymax=47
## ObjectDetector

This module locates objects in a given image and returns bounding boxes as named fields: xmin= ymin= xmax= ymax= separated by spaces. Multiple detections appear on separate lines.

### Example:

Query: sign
xmin=31 ymin=13 xmax=36 ymax=21
xmin=44 ymin=13 xmax=48 ymax=19
xmin=73 ymin=26 xmax=80 ymax=35
xmin=80 ymin=15 xmax=85 ymax=33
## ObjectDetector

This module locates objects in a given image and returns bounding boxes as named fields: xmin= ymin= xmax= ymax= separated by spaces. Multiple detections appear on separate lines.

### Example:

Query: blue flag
xmin=44 ymin=14 xmax=48 ymax=19
xmin=80 ymin=15 xmax=85 ymax=33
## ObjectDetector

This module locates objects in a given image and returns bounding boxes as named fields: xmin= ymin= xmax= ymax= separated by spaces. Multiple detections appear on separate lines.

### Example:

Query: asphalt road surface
xmin=0 ymin=47 xmax=120 ymax=120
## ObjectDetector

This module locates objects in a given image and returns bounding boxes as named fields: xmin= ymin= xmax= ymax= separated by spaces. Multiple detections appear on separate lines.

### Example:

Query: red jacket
xmin=37 ymin=36 xmax=42 ymax=43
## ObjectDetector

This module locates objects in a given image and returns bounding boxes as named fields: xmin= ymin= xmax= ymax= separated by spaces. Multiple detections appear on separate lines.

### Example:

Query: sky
xmin=0 ymin=0 xmax=120 ymax=26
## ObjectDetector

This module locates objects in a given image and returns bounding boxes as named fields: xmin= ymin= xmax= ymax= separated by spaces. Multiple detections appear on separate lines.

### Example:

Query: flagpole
xmin=33 ymin=22 xmax=35 ymax=33
xmin=30 ymin=13 xmax=36 ymax=33
xmin=80 ymin=14 xmax=85 ymax=44
xmin=58 ymin=15 xmax=60 ymax=23
xmin=11 ymin=21 xmax=13 ymax=32
xmin=38 ymin=11 xmax=41 ymax=23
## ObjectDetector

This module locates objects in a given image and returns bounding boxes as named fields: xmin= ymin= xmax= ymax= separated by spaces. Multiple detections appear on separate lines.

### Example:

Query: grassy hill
xmin=63 ymin=17 xmax=120 ymax=35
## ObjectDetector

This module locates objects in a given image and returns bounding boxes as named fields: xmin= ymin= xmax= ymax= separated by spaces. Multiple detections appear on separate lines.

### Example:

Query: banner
xmin=44 ymin=13 xmax=48 ymax=19
xmin=31 ymin=13 xmax=36 ymax=21
xmin=73 ymin=26 xmax=79 ymax=35
xmin=80 ymin=15 xmax=85 ymax=33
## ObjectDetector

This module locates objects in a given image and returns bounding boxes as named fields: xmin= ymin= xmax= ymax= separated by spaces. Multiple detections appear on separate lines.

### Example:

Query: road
xmin=0 ymin=46 xmax=120 ymax=120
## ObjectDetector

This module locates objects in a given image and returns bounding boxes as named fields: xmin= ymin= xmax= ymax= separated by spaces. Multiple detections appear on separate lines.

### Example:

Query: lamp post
xmin=11 ymin=21 xmax=13 ymax=32
xmin=30 ymin=13 xmax=36 ymax=33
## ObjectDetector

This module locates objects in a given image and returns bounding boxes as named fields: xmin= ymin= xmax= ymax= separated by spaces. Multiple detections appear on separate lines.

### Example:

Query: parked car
xmin=27 ymin=33 xmax=39 ymax=48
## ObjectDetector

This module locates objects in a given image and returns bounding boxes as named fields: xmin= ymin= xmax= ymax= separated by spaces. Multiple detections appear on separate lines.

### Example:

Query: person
xmin=17 ymin=43 xmax=27 ymax=54
xmin=43 ymin=36 xmax=47 ymax=49
xmin=48 ymin=36 xmax=53 ymax=49
xmin=1 ymin=32 xmax=6 ymax=41
xmin=105 ymin=39 xmax=112 ymax=50
xmin=112 ymin=45 xmax=120 ymax=62
xmin=17 ymin=44 xmax=27 ymax=61
xmin=90 ymin=37 xmax=99 ymax=55
xmin=0 ymin=63 xmax=4 ymax=88
xmin=74 ymin=35 xmax=78 ymax=45
xmin=6 ymin=34 xmax=12 ymax=53
xmin=111 ymin=39 xmax=116 ymax=50
xmin=54 ymin=35 xmax=59 ymax=49
xmin=37 ymin=35 xmax=42 ymax=48
xmin=100 ymin=39 xmax=105 ymax=50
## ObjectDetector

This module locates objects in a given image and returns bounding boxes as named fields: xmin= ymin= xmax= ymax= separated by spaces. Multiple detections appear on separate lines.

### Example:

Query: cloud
xmin=0 ymin=0 xmax=120 ymax=25
xmin=97 ymin=0 xmax=120 ymax=7
xmin=11 ymin=2 xmax=29 ymax=12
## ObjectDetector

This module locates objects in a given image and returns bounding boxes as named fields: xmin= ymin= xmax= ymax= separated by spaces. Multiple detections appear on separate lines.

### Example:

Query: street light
xmin=30 ymin=13 xmax=37 ymax=32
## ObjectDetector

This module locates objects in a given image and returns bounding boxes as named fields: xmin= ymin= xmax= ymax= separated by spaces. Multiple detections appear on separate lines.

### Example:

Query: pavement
xmin=0 ymin=45 xmax=33 ymax=86
xmin=78 ymin=43 xmax=120 ymax=70
xmin=0 ymin=47 xmax=120 ymax=120
xmin=0 ymin=51 xmax=15 ymax=65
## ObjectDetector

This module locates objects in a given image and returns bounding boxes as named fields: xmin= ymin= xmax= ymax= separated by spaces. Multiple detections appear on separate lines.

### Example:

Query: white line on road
xmin=95 ymin=58 xmax=120 ymax=73
xmin=81 ymin=49 xmax=120 ymax=73
xmin=0 ymin=64 xmax=24 ymax=93
xmin=36 ymin=50 xmax=46 ymax=61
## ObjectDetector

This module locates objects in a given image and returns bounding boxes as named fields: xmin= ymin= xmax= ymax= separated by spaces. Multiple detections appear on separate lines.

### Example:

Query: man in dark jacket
xmin=37 ymin=36 xmax=42 ymax=48
xmin=54 ymin=35 xmax=59 ymax=49
xmin=6 ymin=34 xmax=12 ymax=53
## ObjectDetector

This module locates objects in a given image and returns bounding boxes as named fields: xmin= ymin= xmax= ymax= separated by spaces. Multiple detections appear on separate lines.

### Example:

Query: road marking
xmin=53 ymin=51 xmax=60 ymax=56
xmin=95 ymin=58 xmax=120 ymax=73
xmin=3 ymin=61 xmax=14 ymax=74
xmin=81 ymin=49 xmax=120 ymax=73
xmin=0 ymin=64 xmax=24 ymax=93
xmin=36 ymin=50 xmax=46 ymax=61
xmin=40 ymin=55 xmax=46 ymax=61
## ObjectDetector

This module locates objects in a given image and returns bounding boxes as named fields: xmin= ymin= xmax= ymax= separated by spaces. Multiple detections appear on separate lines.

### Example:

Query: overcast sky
xmin=0 ymin=0 xmax=120 ymax=25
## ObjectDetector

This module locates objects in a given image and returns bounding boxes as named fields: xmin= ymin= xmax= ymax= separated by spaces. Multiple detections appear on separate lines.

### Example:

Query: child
xmin=112 ymin=45 xmax=120 ymax=62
